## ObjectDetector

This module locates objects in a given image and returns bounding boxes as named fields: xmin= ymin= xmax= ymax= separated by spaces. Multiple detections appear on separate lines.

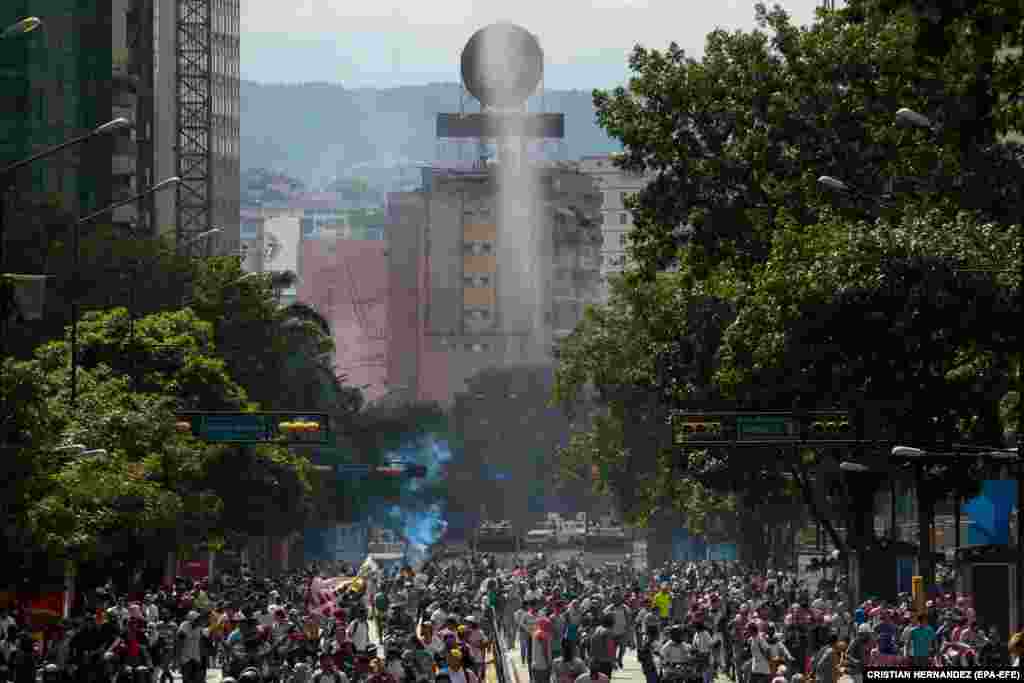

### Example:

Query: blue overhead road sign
xmin=176 ymin=412 xmax=329 ymax=444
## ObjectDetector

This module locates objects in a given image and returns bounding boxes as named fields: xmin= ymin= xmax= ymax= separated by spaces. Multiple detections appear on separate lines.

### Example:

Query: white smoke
xmin=480 ymin=31 xmax=546 ymax=363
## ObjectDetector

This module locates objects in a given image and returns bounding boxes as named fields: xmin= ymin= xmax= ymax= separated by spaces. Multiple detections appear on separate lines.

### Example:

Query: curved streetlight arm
xmin=76 ymin=176 xmax=179 ymax=226
xmin=1 ymin=16 xmax=42 ymax=40
xmin=895 ymin=108 xmax=937 ymax=132
xmin=818 ymin=175 xmax=858 ymax=197
xmin=70 ymin=176 xmax=179 ymax=408
xmin=1 ymin=118 xmax=132 ymax=180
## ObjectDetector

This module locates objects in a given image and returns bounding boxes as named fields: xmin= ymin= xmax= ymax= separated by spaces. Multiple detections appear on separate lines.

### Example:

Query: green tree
xmin=186 ymin=257 xmax=356 ymax=415
xmin=556 ymin=1 xmax=1022 ymax=568
xmin=553 ymin=276 xmax=736 ymax=565
xmin=5 ymin=222 xmax=195 ymax=362
xmin=2 ymin=305 xmax=319 ymax=577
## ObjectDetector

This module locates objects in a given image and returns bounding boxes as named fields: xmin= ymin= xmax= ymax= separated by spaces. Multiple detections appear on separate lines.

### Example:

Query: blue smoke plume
xmin=372 ymin=434 xmax=452 ymax=565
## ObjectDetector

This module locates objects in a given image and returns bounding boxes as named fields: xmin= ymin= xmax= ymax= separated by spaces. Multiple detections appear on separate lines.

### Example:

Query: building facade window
xmin=619 ymin=213 xmax=628 ymax=225
xmin=462 ymin=241 xmax=494 ymax=255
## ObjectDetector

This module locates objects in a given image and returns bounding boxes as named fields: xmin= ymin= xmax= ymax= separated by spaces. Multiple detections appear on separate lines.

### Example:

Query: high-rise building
xmin=1 ymin=1 xmax=115 ymax=229
xmin=578 ymin=155 xmax=654 ymax=300
xmin=298 ymin=235 xmax=389 ymax=402
xmin=237 ymin=193 xmax=387 ymax=310
xmin=1 ymin=0 xmax=236 ymax=257
xmin=385 ymin=23 xmax=604 ymax=406
xmin=386 ymin=161 xmax=603 ymax=405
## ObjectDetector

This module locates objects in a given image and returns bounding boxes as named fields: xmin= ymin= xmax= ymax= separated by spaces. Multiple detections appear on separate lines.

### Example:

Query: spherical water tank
xmin=460 ymin=23 xmax=543 ymax=109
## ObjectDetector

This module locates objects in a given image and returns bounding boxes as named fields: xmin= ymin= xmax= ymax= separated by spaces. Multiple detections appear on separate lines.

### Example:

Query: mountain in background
xmin=241 ymin=80 xmax=622 ymax=190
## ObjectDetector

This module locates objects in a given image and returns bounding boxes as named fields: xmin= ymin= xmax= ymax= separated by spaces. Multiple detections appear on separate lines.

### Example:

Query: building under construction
xmin=156 ymin=0 xmax=240 ymax=255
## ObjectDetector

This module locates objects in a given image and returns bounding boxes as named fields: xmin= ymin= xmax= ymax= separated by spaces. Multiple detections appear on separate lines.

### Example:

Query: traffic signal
xmin=277 ymin=418 xmax=323 ymax=442
xmin=675 ymin=415 xmax=723 ymax=442
xmin=808 ymin=414 xmax=851 ymax=440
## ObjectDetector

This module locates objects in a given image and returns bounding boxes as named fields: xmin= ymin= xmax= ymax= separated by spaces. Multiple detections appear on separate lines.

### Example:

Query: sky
xmin=242 ymin=0 xmax=830 ymax=90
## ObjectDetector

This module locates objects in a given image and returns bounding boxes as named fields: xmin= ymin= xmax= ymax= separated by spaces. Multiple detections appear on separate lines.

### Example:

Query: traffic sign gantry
xmin=334 ymin=463 xmax=428 ymax=479
xmin=175 ymin=412 xmax=329 ymax=444
xmin=737 ymin=414 xmax=796 ymax=441
xmin=671 ymin=410 xmax=855 ymax=447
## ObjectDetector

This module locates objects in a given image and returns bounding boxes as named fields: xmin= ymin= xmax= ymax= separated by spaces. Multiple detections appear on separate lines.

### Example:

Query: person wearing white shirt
xmin=514 ymin=606 xmax=529 ymax=665
xmin=431 ymin=606 xmax=448 ymax=632
xmin=347 ymin=614 xmax=371 ymax=653
xmin=692 ymin=623 xmax=720 ymax=683
xmin=660 ymin=627 xmax=693 ymax=666
xmin=750 ymin=627 xmax=792 ymax=683
xmin=177 ymin=611 xmax=206 ymax=683
xmin=0 ymin=610 xmax=16 ymax=641
xmin=143 ymin=596 xmax=160 ymax=624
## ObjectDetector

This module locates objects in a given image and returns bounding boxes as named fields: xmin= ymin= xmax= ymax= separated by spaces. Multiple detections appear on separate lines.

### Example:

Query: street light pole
xmin=70 ymin=176 xmax=180 ymax=407
xmin=896 ymin=105 xmax=1024 ymax=625
xmin=1 ymin=117 xmax=130 ymax=356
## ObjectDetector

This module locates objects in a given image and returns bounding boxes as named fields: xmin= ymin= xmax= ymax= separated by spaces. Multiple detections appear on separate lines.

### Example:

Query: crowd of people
xmin=0 ymin=552 xmax=1020 ymax=683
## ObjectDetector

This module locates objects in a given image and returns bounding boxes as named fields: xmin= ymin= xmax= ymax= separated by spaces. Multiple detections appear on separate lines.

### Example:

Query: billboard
xmin=262 ymin=215 xmax=300 ymax=275
xmin=671 ymin=528 xmax=708 ymax=562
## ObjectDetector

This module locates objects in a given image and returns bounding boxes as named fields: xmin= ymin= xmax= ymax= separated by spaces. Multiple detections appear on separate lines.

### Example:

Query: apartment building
xmin=578 ymin=155 xmax=655 ymax=299
xmin=386 ymin=161 xmax=603 ymax=405
xmin=1 ymin=1 xmax=116 ymax=227
xmin=1 ymin=0 xmax=237 ymax=255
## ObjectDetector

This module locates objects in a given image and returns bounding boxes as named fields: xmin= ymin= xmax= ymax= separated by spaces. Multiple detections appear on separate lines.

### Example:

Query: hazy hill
xmin=241 ymin=80 xmax=622 ymax=189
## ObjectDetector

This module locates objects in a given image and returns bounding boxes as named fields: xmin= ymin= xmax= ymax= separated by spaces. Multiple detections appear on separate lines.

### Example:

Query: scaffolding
xmin=175 ymin=0 xmax=212 ymax=256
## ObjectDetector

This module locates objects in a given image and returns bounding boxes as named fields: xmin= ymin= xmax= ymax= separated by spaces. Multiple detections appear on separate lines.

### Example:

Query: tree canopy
xmin=554 ymin=0 xmax=1023 ymax=563
xmin=0 ymin=253 xmax=369 ymax=578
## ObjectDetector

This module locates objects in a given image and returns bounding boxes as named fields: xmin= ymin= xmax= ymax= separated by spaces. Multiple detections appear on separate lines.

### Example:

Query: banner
xmin=178 ymin=559 xmax=210 ymax=581
xmin=25 ymin=592 xmax=64 ymax=627
xmin=306 ymin=576 xmax=362 ymax=618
